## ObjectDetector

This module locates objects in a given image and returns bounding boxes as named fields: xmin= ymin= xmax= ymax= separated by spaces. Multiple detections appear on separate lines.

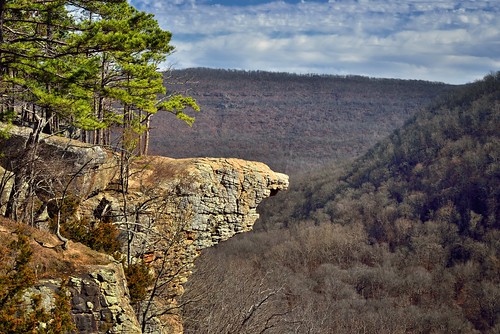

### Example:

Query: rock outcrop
xmin=116 ymin=156 xmax=289 ymax=249
xmin=68 ymin=263 xmax=142 ymax=333
xmin=0 ymin=124 xmax=289 ymax=333
xmin=79 ymin=156 xmax=288 ymax=333
xmin=0 ymin=123 xmax=117 ymax=200
xmin=23 ymin=264 xmax=142 ymax=334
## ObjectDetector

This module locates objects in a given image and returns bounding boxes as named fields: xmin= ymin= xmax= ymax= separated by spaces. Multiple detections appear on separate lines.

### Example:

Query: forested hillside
xmin=180 ymin=73 xmax=500 ymax=334
xmin=150 ymin=68 xmax=453 ymax=175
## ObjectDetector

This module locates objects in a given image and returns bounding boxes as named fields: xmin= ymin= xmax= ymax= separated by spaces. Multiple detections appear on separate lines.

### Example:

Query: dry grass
xmin=128 ymin=155 xmax=192 ymax=191
xmin=0 ymin=217 xmax=111 ymax=279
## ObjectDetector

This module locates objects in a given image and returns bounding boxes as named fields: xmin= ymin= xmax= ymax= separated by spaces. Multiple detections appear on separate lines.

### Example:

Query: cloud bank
xmin=130 ymin=0 xmax=499 ymax=84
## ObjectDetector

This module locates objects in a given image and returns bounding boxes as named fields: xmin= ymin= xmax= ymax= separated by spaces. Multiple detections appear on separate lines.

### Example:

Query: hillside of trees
xmin=150 ymin=68 xmax=454 ymax=175
xmin=180 ymin=73 xmax=500 ymax=333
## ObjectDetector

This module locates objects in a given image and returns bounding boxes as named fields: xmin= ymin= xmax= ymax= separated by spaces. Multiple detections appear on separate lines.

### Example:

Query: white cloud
xmin=131 ymin=0 xmax=500 ymax=84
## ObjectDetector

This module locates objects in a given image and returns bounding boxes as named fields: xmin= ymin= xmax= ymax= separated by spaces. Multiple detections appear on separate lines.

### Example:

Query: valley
xmin=168 ymin=71 xmax=500 ymax=334
xmin=151 ymin=68 xmax=454 ymax=175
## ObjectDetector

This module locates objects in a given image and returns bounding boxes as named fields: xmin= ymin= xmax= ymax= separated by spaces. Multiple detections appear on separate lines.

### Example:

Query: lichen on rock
xmin=68 ymin=263 xmax=142 ymax=333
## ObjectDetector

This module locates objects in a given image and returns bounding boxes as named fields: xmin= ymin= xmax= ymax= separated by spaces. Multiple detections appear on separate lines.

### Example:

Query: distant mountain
xmin=150 ymin=68 xmax=454 ymax=175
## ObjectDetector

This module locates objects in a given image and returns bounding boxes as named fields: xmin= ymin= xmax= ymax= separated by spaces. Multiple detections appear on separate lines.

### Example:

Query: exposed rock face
xmin=125 ymin=156 xmax=289 ymax=249
xmin=0 ymin=123 xmax=117 ymax=200
xmin=68 ymin=263 xmax=142 ymax=333
xmin=0 ymin=124 xmax=289 ymax=333
xmin=23 ymin=264 xmax=141 ymax=334
xmin=79 ymin=156 xmax=288 ymax=333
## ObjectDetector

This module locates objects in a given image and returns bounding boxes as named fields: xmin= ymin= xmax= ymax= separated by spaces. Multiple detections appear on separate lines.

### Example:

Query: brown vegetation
xmin=181 ymin=73 xmax=500 ymax=333
xmin=0 ymin=217 xmax=111 ymax=279
xmin=0 ymin=220 xmax=82 ymax=333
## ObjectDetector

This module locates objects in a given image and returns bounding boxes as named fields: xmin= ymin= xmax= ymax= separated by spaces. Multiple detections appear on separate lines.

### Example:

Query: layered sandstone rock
xmin=23 ymin=264 xmax=142 ymax=334
xmin=79 ymin=156 xmax=288 ymax=333
xmin=0 ymin=123 xmax=117 ymax=200
xmin=68 ymin=264 xmax=142 ymax=333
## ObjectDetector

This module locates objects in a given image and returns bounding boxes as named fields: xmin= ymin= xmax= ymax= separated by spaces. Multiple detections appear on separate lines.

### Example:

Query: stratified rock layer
xmin=79 ymin=156 xmax=288 ymax=333
xmin=0 ymin=123 xmax=117 ymax=200
xmin=24 ymin=264 xmax=142 ymax=334
xmin=126 ymin=156 xmax=288 ymax=248
xmin=69 ymin=264 xmax=142 ymax=333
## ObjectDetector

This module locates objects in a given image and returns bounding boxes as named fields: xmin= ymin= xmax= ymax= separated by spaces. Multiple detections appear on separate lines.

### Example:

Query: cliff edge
xmin=0 ymin=124 xmax=288 ymax=333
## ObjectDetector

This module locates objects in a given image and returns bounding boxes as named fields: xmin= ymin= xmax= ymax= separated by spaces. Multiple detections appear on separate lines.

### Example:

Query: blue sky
xmin=129 ymin=0 xmax=499 ymax=84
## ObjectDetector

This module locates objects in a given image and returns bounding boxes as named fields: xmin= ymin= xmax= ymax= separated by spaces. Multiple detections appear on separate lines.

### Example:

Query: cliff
xmin=0 ymin=124 xmax=289 ymax=333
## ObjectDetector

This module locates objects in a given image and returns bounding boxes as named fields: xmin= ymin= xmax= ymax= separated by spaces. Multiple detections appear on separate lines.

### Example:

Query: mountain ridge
xmin=150 ymin=68 xmax=455 ymax=175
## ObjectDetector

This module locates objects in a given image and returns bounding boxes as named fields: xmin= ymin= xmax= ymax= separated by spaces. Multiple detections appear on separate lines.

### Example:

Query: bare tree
xmin=4 ymin=115 xmax=48 ymax=220
xmin=181 ymin=247 xmax=294 ymax=334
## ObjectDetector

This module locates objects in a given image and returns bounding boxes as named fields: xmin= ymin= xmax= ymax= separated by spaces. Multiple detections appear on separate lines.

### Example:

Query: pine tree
xmin=1 ymin=0 xmax=199 ymax=219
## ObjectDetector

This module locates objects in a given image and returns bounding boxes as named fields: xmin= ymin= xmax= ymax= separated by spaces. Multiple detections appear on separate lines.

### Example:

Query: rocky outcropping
xmin=113 ymin=156 xmax=289 ymax=249
xmin=69 ymin=264 xmax=142 ymax=333
xmin=79 ymin=156 xmax=288 ymax=333
xmin=0 ymin=124 xmax=289 ymax=333
xmin=0 ymin=123 xmax=117 ymax=200
xmin=24 ymin=263 xmax=141 ymax=334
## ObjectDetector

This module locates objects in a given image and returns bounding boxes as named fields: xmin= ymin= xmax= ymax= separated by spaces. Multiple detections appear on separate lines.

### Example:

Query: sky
xmin=129 ymin=0 xmax=500 ymax=84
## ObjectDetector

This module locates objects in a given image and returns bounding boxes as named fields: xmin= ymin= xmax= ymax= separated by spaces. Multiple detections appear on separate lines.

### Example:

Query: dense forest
xmin=151 ymin=68 xmax=454 ymax=175
xmin=180 ymin=73 xmax=500 ymax=333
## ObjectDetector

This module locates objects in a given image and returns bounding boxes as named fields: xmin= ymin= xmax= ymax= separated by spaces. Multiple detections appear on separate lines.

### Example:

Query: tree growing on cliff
xmin=70 ymin=0 xmax=199 ymax=152
xmin=127 ymin=196 xmax=193 ymax=333
xmin=0 ymin=0 xmax=199 ymax=152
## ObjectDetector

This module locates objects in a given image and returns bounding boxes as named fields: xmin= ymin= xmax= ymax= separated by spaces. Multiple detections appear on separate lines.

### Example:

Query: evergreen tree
xmin=0 ymin=0 xmax=199 ymax=218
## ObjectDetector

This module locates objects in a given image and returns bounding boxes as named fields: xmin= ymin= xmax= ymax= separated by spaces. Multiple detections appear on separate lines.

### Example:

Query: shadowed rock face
xmin=0 ymin=124 xmax=289 ymax=333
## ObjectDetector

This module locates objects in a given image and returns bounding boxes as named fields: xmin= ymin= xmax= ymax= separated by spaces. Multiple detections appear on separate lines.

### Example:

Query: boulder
xmin=0 ymin=123 xmax=118 ymax=200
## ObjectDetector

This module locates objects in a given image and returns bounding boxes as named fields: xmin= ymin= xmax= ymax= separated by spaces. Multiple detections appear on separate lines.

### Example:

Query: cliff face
xmin=79 ymin=156 xmax=288 ymax=333
xmin=0 ymin=124 xmax=288 ymax=333
xmin=25 ymin=264 xmax=142 ymax=334
xmin=121 ymin=156 xmax=289 ymax=249
xmin=0 ymin=123 xmax=117 ymax=201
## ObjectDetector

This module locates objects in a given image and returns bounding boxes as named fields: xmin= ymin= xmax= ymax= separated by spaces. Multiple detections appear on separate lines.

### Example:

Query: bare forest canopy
xmin=181 ymin=72 xmax=500 ymax=334
xmin=151 ymin=67 xmax=456 ymax=176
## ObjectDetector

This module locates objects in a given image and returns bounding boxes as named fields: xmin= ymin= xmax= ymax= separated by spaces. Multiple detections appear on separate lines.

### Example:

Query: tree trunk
xmin=0 ymin=0 xmax=5 ymax=44
xmin=143 ymin=113 xmax=151 ymax=156
xmin=55 ymin=209 xmax=69 ymax=250
xmin=4 ymin=117 xmax=44 ymax=220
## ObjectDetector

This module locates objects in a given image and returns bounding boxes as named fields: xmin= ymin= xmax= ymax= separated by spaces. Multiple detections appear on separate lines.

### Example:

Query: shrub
xmin=125 ymin=261 xmax=153 ymax=304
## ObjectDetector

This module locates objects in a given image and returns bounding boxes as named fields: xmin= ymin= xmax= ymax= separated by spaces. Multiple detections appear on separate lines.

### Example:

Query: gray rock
xmin=0 ymin=123 xmax=118 ymax=200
